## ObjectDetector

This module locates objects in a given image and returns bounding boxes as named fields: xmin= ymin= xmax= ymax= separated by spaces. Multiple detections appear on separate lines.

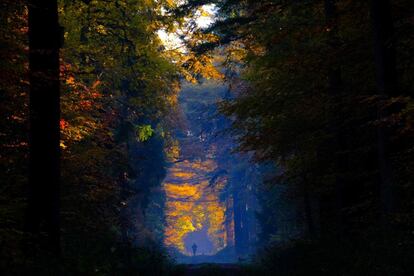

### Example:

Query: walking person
xmin=192 ymin=243 xmax=197 ymax=256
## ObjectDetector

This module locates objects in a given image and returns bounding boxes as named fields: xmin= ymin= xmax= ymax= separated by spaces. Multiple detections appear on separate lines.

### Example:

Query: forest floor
xmin=175 ymin=251 xmax=238 ymax=264
xmin=180 ymin=263 xmax=246 ymax=276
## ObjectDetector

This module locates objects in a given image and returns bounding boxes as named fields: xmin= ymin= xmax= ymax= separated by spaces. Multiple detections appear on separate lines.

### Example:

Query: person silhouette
xmin=192 ymin=243 xmax=197 ymax=256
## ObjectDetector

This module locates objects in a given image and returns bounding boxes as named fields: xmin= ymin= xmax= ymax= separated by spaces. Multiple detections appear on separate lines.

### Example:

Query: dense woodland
xmin=1 ymin=0 xmax=413 ymax=275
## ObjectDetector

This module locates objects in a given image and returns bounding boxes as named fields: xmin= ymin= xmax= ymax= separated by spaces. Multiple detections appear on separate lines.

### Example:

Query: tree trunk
xmin=232 ymin=178 xmax=249 ymax=256
xmin=246 ymin=179 xmax=257 ymax=249
xmin=225 ymin=196 xmax=235 ymax=247
xmin=232 ymin=186 xmax=243 ymax=255
xmin=325 ymin=0 xmax=346 ymax=238
xmin=370 ymin=0 xmax=397 ymax=225
xmin=27 ymin=0 xmax=61 ymax=254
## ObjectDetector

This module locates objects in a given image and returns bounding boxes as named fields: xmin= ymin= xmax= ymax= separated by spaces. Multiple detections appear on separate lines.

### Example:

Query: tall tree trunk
xmin=246 ymin=175 xmax=258 ymax=249
xmin=27 ymin=0 xmax=61 ymax=254
xmin=232 ymin=185 xmax=243 ymax=255
xmin=370 ymin=0 xmax=397 ymax=225
xmin=225 ymin=196 xmax=235 ymax=247
xmin=325 ymin=0 xmax=346 ymax=238
xmin=232 ymin=177 xmax=249 ymax=256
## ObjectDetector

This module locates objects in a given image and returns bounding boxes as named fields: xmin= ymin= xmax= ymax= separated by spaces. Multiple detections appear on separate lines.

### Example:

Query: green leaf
xmin=136 ymin=125 xmax=154 ymax=142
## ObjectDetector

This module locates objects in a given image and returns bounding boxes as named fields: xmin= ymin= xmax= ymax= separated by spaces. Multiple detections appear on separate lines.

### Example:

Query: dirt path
xmin=180 ymin=263 xmax=245 ymax=276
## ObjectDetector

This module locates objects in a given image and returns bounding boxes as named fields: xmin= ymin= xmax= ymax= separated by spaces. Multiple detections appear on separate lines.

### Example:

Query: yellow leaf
xmin=60 ymin=141 xmax=67 ymax=149
xmin=96 ymin=25 xmax=108 ymax=35
xmin=66 ymin=76 xmax=75 ymax=85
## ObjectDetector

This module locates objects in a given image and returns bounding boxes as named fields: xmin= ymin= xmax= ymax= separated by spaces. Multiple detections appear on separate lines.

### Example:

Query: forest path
xmin=182 ymin=263 xmax=244 ymax=276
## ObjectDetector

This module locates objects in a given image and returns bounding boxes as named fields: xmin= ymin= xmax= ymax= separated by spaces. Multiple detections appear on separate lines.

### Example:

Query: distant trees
xmin=166 ymin=79 xmax=261 ymax=257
